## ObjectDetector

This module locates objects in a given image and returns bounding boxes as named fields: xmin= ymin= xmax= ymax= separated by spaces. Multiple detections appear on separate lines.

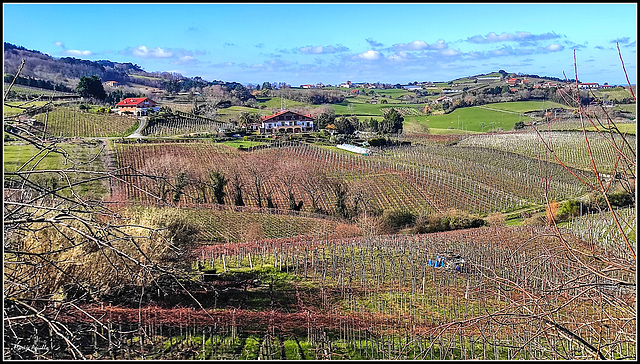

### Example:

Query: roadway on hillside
xmin=125 ymin=116 xmax=147 ymax=138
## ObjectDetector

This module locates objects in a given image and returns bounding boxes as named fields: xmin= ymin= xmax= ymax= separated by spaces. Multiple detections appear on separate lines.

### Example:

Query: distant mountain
xmin=3 ymin=43 xmax=233 ymax=92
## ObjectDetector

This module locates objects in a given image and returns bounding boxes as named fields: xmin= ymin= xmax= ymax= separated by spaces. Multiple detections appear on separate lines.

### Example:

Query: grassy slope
xmin=4 ymin=142 xmax=109 ymax=198
xmin=405 ymin=107 xmax=525 ymax=133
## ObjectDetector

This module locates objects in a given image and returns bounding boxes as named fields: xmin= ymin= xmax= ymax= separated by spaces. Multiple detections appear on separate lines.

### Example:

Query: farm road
xmin=125 ymin=116 xmax=147 ymax=138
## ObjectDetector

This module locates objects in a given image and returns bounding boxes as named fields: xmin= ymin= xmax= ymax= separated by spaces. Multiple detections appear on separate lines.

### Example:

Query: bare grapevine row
xmin=111 ymin=139 xmax=591 ymax=215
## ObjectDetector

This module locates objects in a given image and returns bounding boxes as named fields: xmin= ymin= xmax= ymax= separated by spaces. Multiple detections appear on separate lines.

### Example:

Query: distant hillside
xmin=4 ymin=43 xmax=144 ymax=87
xmin=3 ymin=43 xmax=236 ymax=92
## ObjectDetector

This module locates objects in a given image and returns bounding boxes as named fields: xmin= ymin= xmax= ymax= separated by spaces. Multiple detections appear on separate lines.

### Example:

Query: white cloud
xmin=544 ymin=43 xmax=564 ymax=52
xmin=392 ymin=39 xmax=448 ymax=51
xmin=354 ymin=50 xmax=382 ymax=61
xmin=178 ymin=55 xmax=195 ymax=63
xmin=63 ymin=49 xmax=94 ymax=57
xmin=440 ymin=49 xmax=461 ymax=57
xmin=131 ymin=45 xmax=173 ymax=58
xmin=54 ymin=41 xmax=94 ymax=57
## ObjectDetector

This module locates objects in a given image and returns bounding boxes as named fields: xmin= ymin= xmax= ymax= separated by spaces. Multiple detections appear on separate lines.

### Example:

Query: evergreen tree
xmin=76 ymin=75 xmax=106 ymax=100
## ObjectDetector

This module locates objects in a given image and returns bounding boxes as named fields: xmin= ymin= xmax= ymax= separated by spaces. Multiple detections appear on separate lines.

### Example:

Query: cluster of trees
xmin=3 ymin=73 xmax=73 ymax=93
xmin=192 ymin=84 xmax=257 ymax=117
xmin=314 ymin=108 xmax=404 ymax=135
xmin=268 ymin=88 xmax=346 ymax=105
xmin=104 ymin=88 xmax=143 ymax=105
xmin=75 ymin=75 xmax=142 ymax=105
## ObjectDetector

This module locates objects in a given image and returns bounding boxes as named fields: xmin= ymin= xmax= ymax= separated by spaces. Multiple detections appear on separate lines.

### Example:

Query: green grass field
xmin=406 ymin=106 xmax=528 ymax=132
xmin=595 ymin=87 xmax=635 ymax=101
xmin=215 ymin=105 xmax=269 ymax=123
xmin=4 ymin=142 xmax=109 ymax=198
xmin=480 ymin=100 xmax=569 ymax=113
xmin=256 ymin=96 xmax=309 ymax=110
xmin=3 ymin=143 xmax=62 ymax=171
xmin=3 ymin=100 xmax=52 ymax=117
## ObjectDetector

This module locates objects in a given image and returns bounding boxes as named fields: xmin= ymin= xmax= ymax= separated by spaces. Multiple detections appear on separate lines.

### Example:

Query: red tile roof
xmin=261 ymin=110 xmax=313 ymax=121
xmin=116 ymin=97 xmax=151 ymax=107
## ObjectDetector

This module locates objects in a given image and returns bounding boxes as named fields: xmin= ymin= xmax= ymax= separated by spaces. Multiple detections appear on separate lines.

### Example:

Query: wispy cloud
xmin=299 ymin=44 xmax=349 ymax=54
xmin=122 ymin=45 xmax=202 ymax=62
xmin=610 ymin=37 xmax=631 ymax=45
xmin=392 ymin=39 xmax=448 ymax=51
xmin=466 ymin=31 xmax=561 ymax=44
xmin=366 ymin=38 xmax=383 ymax=47
xmin=127 ymin=45 xmax=174 ymax=58
xmin=54 ymin=41 xmax=94 ymax=57
xmin=609 ymin=37 xmax=636 ymax=49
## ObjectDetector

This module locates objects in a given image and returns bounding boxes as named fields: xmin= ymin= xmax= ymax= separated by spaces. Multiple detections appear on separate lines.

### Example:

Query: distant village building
xmin=104 ymin=80 xmax=119 ymax=87
xmin=339 ymin=80 xmax=353 ymax=88
xmin=116 ymin=97 xmax=159 ymax=116
xmin=600 ymin=84 xmax=614 ymax=89
xmin=259 ymin=109 xmax=316 ymax=134
xmin=578 ymin=82 xmax=600 ymax=89
xmin=402 ymin=85 xmax=423 ymax=91
xmin=300 ymin=84 xmax=315 ymax=89
xmin=434 ymin=95 xmax=452 ymax=104
xmin=507 ymin=78 xmax=519 ymax=86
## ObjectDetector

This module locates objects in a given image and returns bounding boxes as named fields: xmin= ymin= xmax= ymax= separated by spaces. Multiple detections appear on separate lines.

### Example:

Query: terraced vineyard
xmin=50 ymin=225 xmax=633 ymax=360
xmin=33 ymin=106 xmax=138 ymax=137
xmin=111 ymin=138 xmax=591 ymax=216
xmin=143 ymin=112 xmax=234 ymax=137
xmin=124 ymin=205 xmax=357 ymax=243
xmin=457 ymin=130 xmax=636 ymax=174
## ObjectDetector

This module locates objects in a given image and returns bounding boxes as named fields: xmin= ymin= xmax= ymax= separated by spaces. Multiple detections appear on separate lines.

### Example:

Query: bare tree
xmin=3 ymin=60 xmax=210 ymax=359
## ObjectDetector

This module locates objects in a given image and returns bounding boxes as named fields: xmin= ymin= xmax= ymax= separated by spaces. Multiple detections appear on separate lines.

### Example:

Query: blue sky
xmin=3 ymin=3 xmax=637 ymax=86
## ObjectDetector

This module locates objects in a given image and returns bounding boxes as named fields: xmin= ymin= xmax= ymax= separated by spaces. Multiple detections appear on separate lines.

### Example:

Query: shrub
xmin=608 ymin=190 xmax=633 ymax=207
xmin=412 ymin=213 xmax=448 ymax=234
xmin=164 ymin=216 xmax=200 ymax=249
xmin=412 ymin=210 xmax=485 ymax=233
xmin=446 ymin=209 xmax=485 ymax=230
xmin=556 ymin=199 xmax=580 ymax=221
xmin=380 ymin=209 xmax=416 ymax=233
xmin=367 ymin=137 xmax=388 ymax=147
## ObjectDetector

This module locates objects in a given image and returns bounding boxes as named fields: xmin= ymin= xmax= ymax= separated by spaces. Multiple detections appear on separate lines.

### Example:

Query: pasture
xmin=410 ymin=106 xmax=527 ymax=132
xmin=4 ymin=141 xmax=110 ymax=198
xmin=3 ymin=100 xmax=51 ymax=116
xmin=480 ymin=100 xmax=569 ymax=113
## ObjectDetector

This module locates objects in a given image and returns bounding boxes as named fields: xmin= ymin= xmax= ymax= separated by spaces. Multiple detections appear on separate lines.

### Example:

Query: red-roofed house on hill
xmin=259 ymin=109 xmax=316 ymax=134
xmin=116 ymin=97 xmax=158 ymax=116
